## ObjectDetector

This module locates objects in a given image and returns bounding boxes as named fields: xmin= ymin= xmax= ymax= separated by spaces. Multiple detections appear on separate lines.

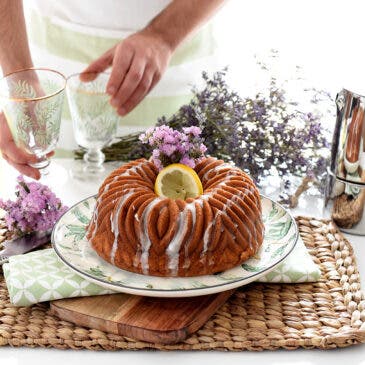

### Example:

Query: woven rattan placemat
xmin=0 ymin=216 xmax=365 ymax=351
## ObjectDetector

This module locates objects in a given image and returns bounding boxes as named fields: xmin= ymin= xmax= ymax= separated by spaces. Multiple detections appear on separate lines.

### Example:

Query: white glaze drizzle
xmin=230 ymin=189 xmax=256 ymax=248
xmin=89 ymin=176 xmax=120 ymax=241
xmin=139 ymin=198 xmax=162 ymax=274
xmin=89 ymin=209 xmax=99 ymax=241
xmin=110 ymin=191 xmax=134 ymax=264
xmin=200 ymin=174 xmax=252 ymax=257
xmin=182 ymin=202 xmax=197 ymax=269
xmin=202 ymin=219 xmax=214 ymax=256
xmin=89 ymin=160 xmax=147 ymax=242
xmin=166 ymin=208 xmax=189 ymax=276
xmin=201 ymin=162 xmax=236 ymax=183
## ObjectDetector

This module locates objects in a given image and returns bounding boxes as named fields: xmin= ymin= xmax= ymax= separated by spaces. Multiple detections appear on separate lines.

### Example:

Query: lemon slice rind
xmin=154 ymin=163 xmax=203 ymax=200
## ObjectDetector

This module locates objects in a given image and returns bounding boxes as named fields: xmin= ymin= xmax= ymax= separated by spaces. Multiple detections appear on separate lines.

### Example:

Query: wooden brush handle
xmin=346 ymin=106 xmax=364 ymax=163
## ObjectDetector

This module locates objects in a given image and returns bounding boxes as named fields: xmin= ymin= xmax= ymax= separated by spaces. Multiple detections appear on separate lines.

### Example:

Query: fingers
xmin=2 ymin=153 xmax=40 ymax=180
xmin=106 ymin=34 xmax=170 ymax=116
xmin=117 ymin=67 xmax=154 ymax=116
xmin=150 ymin=70 xmax=162 ymax=91
xmin=86 ymin=33 xmax=171 ymax=116
xmin=1 ymin=134 xmax=54 ymax=179
xmin=80 ymin=48 xmax=114 ymax=82
xmin=5 ymin=143 xmax=39 ymax=165
xmin=111 ymin=55 xmax=146 ymax=110
xmin=0 ymin=119 xmax=38 ymax=165
xmin=2 ymin=148 xmax=54 ymax=178
xmin=0 ymin=106 xmax=55 ymax=180
xmin=106 ymin=43 xmax=134 ymax=96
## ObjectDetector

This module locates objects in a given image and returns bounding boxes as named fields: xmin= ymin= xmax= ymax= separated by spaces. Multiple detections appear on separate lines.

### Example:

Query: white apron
xmin=25 ymin=0 xmax=218 ymax=157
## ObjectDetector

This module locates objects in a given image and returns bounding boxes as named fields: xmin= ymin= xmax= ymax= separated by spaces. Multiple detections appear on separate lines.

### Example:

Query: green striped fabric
xmin=53 ymin=149 xmax=74 ymax=158
xmin=28 ymin=11 xmax=217 ymax=68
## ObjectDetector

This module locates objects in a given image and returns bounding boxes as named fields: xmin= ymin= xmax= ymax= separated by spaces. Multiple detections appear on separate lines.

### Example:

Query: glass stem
xmin=30 ymin=156 xmax=50 ymax=175
xmin=83 ymin=148 xmax=105 ymax=173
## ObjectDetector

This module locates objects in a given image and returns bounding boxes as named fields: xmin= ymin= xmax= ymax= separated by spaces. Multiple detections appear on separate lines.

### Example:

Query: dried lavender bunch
xmin=74 ymin=69 xmax=331 ymax=186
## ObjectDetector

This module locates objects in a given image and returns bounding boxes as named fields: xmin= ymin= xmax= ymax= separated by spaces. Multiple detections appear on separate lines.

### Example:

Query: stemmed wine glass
xmin=0 ymin=68 xmax=66 ymax=176
xmin=66 ymin=72 xmax=120 ymax=180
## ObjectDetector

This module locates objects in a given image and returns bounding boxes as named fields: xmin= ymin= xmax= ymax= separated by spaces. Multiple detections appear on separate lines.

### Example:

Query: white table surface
xmin=0 ymin=158 xmax=364 ymax=364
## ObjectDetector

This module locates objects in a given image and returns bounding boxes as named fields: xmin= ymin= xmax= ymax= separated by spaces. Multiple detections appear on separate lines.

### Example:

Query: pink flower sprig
xmin=0 ymin=176 xmax=68 ymax=236
xmin=139 ymin=125 xmax=207 ymax=170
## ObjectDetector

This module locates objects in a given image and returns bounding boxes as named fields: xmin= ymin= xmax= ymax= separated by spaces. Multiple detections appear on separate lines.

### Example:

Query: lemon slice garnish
xmin=154 ymin=163 xmax=203 ymax=200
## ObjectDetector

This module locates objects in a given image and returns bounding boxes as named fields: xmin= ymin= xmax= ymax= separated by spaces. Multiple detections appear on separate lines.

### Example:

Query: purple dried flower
xmin=113 ymin=60 xmax=331 ymax=192
xmin=0 ymin=176 xmax=68 ymax=236
xmin=140 ymin=125 xmax=207 ymax=170
xmin=183 ymin=126 xmax=202 ymax=137
xmin=180 ymin=155 xmax=196 ymax=168
xmin=160 ymin=144 xmax=176 ymax=157
xmin=199 ymin=143 xmax=208 ymax=154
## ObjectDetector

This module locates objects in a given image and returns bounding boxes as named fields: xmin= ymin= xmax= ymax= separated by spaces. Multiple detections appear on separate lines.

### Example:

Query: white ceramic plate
xmin=52 ymin=195 xmax=298 ymax=297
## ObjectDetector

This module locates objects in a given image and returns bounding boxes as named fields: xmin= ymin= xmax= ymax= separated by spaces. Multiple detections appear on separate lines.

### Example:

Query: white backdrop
xmin=215 ymin=0 xmax=365 ymax=98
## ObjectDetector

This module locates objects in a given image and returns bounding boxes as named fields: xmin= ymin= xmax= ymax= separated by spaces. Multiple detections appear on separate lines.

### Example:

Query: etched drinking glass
xmin=0 ymin=68 xmax=66 ymax=175
xmin=66 ymin=72 xmax=120 ymax=178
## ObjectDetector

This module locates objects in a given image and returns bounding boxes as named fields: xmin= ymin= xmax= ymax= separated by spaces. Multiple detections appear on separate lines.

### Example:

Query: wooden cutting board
xmin=50 ymin=290 xmax=235 ymax=344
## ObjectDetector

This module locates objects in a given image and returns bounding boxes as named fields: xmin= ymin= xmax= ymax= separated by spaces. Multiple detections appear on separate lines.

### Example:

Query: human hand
xmin=0 ymin=113 xmax=54 ymax=180
xmin=80 ymin=29 xmax=172 ymax=116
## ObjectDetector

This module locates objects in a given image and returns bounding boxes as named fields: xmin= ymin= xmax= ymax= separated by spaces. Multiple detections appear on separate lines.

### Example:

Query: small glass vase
xmin=66 ymin=72 xmax=121 ymax=180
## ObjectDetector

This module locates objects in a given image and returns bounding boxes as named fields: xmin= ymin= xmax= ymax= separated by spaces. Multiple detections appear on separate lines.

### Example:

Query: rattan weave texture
xmin=0 ymin=217 xmax=364 ymax=351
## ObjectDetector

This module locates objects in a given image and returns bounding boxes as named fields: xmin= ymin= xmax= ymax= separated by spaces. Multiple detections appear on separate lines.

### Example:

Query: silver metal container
xmin=326 ymin=88 xmax=365 ymax=235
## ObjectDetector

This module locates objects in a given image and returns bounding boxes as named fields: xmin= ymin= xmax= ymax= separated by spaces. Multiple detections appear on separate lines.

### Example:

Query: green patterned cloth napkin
xmin=258 ymin=235 xmax=320 ymax=282
xmin=3 ymin=237 xmax=320 ymax=306
xmin=3 ymin=249 xmax=115 ymax=306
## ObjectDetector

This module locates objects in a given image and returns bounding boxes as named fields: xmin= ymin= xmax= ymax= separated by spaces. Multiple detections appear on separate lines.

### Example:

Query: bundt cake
xmin=86 ymin=157 xmax=264 ymax=277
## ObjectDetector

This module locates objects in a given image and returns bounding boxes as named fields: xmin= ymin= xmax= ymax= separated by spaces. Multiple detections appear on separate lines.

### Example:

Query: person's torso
xmin=28 ymin=0 xmax=172 ymax=32
xmin=25 ymin=0 xmax=219 ymax=154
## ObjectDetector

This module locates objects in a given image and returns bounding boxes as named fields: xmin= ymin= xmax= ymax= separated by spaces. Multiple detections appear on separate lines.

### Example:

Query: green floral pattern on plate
xmin=51 ymin=195 xmax=313 ymax=297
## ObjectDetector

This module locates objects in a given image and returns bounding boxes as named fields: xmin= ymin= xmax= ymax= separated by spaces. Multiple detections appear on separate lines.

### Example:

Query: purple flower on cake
xmin=160 ymin=143 xmax=176 ymax=157
xmin=139 ymin=125 xmax=207 ymax=170
xmin=180 ymin=155 xmax=196 ymax=168
xmin=151 ymin=149 xmax=163 ymax=170
xmin=199 ymin=143 xmax=207 ymax=154
xmin=0 ymin=176 xmax=68 ymax=236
